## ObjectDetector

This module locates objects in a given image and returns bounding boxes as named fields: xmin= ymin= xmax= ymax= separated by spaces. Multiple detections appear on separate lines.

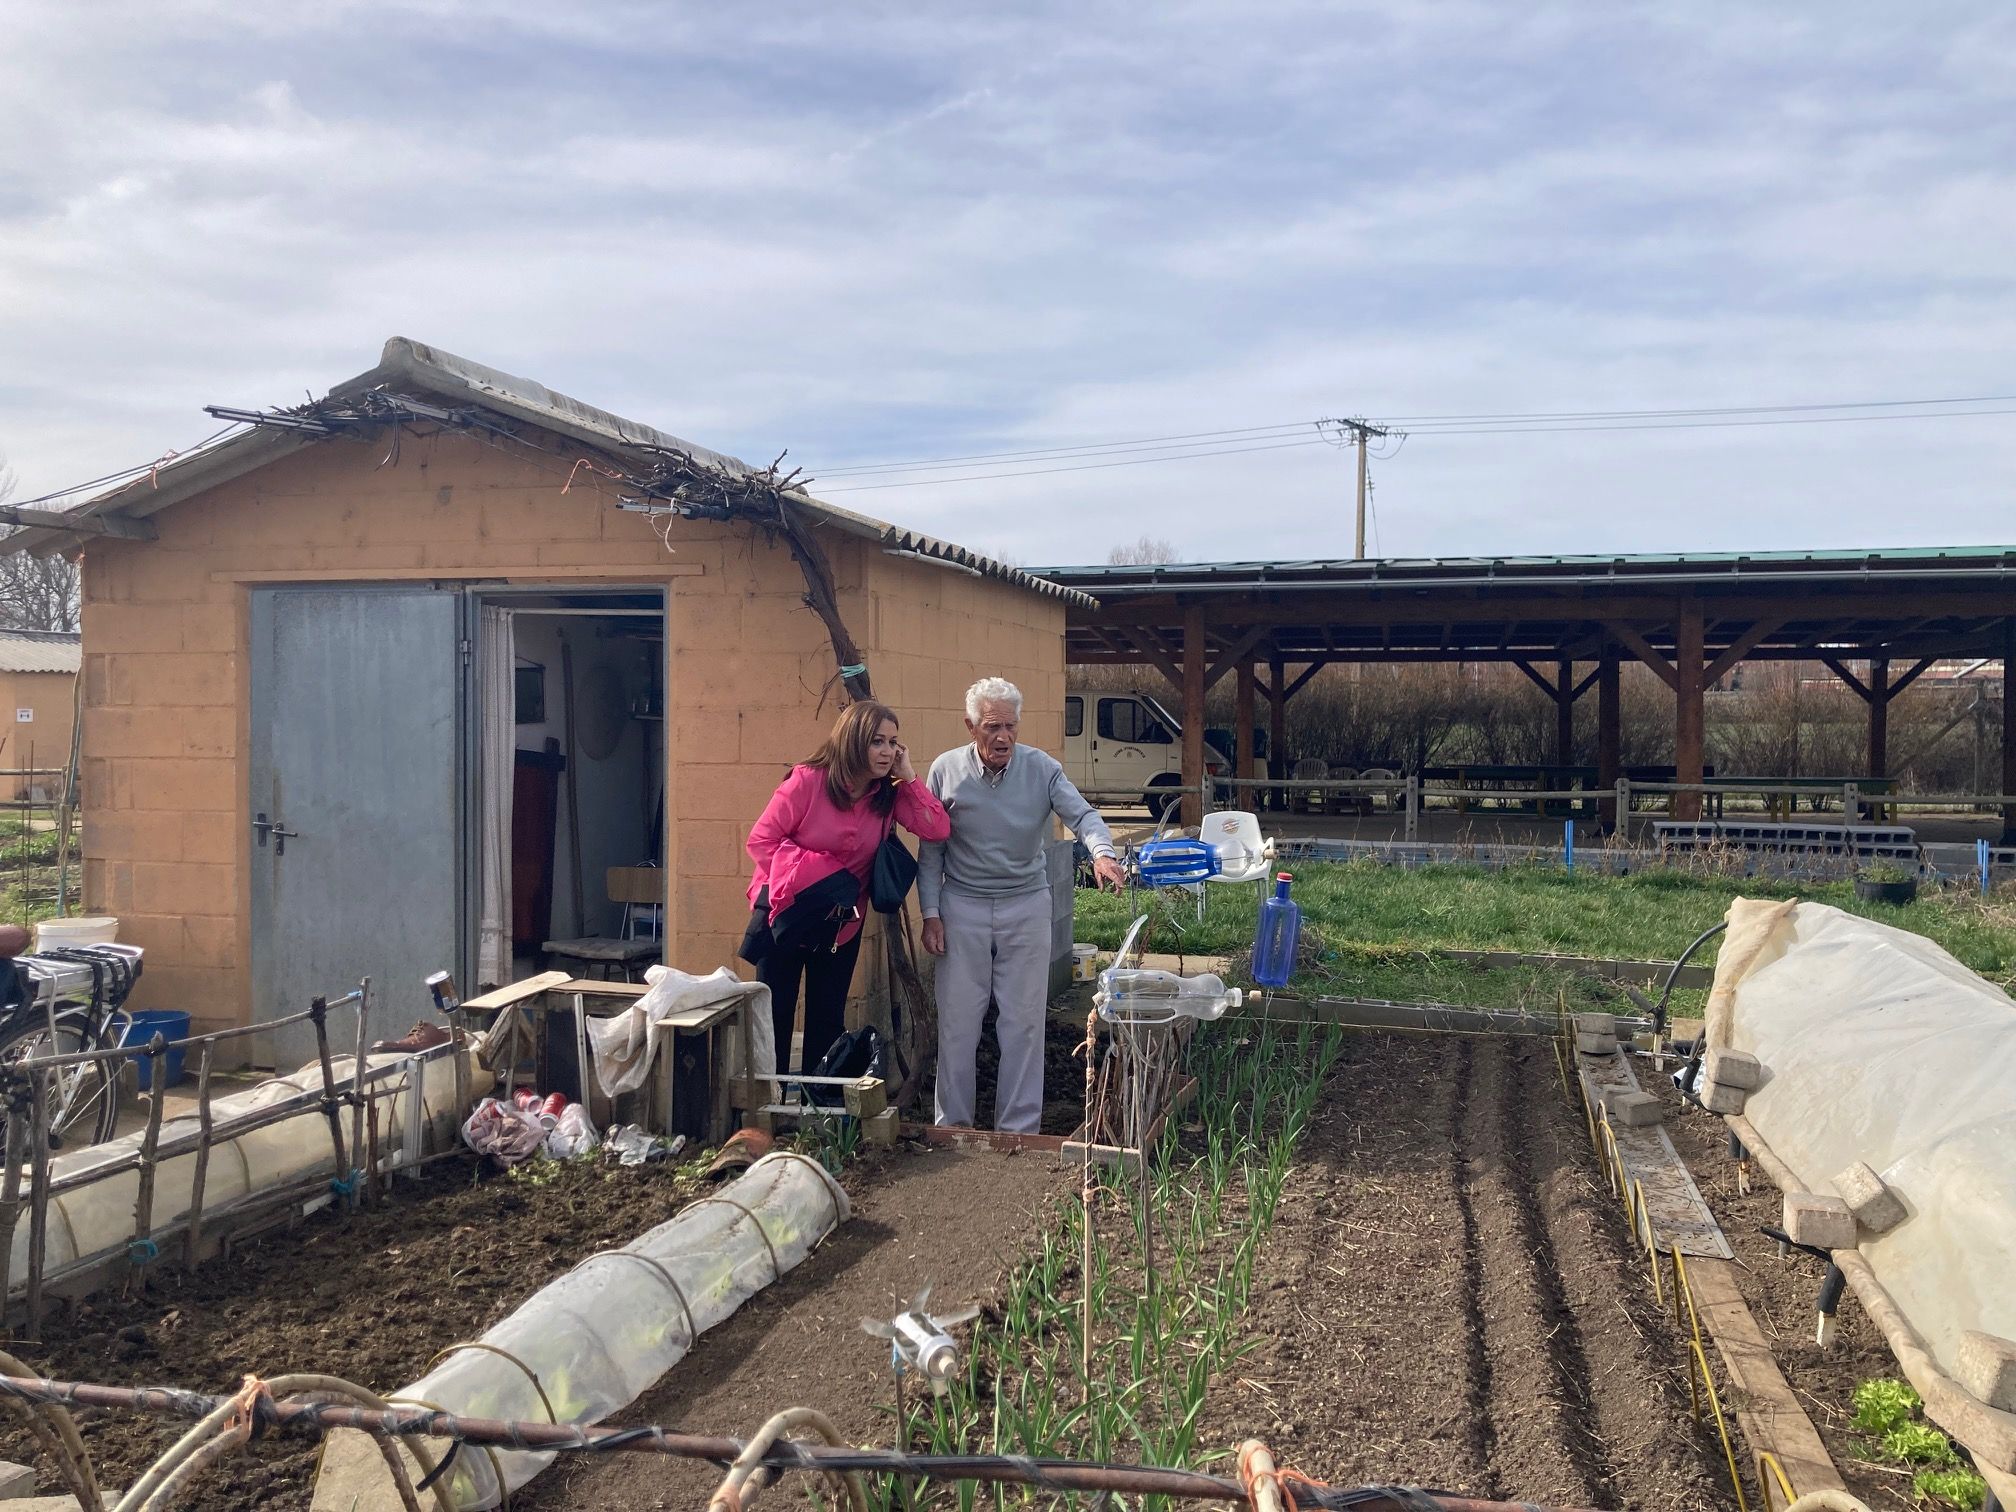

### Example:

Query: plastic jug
xmin=1096 ymin=967 xmax=1242 ymax=1022
xmin=1252 ymin=872 xmax=1301 ymax=988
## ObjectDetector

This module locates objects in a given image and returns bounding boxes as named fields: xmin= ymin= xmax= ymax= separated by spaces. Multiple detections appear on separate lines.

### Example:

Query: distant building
xmin=0 ymin=628 xmax=80 ymax=799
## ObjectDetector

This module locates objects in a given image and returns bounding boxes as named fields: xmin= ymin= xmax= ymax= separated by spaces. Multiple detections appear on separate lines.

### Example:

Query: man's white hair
xmin=965 ymin=677 xmax=1024 ymax=722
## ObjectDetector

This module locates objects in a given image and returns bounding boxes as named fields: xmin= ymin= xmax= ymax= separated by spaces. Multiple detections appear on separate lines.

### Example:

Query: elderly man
xmin=919 ymin=677 xmax=1127 ymax=1132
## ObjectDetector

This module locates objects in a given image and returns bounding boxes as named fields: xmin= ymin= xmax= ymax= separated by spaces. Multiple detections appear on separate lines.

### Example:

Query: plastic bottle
xmin=1252 ymin=872 xmax=1301 ymax=988
xmin=1097 ymin=968 xmax=1242 ymax=1020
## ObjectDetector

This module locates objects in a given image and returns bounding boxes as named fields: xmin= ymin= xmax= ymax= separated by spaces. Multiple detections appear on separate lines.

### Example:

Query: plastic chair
xmin=1200 ymin=810 xmax=1275 ymax=907
xmin=1357 ymin=767 xmax=1397 ymax=814
xmin=1291 ymin=758 xmax=1329 ymax=814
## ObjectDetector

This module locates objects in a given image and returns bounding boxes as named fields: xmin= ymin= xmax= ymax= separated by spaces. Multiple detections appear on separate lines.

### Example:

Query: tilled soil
xmin=0 ymin=1155 xmax=833 ymax=1511
xmin=1200 ymin=1032 xmax=1728 ymax=1510
xmin=1657 ymin=1079 xmax=1907 ymax=1510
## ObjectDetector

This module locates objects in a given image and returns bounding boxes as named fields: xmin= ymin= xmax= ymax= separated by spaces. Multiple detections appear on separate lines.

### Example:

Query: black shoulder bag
xmin=869 ymin=801 xmax=919 ymax=914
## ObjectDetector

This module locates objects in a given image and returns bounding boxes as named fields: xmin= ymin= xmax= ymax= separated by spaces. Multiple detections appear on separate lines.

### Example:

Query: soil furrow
xmin=1445 ymin=1038 xmax=1504 ymax=1495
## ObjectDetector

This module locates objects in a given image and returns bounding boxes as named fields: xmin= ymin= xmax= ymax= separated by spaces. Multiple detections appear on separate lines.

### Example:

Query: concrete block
xmin=1576 ymin=1030 xmax=1619 ymax=1055
xmin=1955 ymin=1330 xmax=2016 ymax=1411
xmin=0 ymin=1461 xmax=36 ymax=1498
xmin=1700 ymin=1080 xmax=1749 ymax=1114
xmin=1703 ymin=1047 xmax=1762 ymax=1091
xmin=1572 ymin=1012 xmax=1618 ymax=1037
xmin=1601 ymin=1089 xmax=1666 ymax=1127
xmin=1784 ymin=1191 xmax=1857 ymax=1251
xmin=1832 ymin=1160 xmax=1908 ymax=1234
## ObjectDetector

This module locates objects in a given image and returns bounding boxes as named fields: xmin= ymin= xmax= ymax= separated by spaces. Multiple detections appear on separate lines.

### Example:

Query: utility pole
xmin=1327 ymin=418 xmax=1390 ymax=559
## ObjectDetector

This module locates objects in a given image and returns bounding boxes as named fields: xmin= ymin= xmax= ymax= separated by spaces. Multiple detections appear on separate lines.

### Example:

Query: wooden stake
xmin=129 ymin=1036 xmax=168 ymax=1294
xmin=26 ymin=1072 xmax=52 ymax=1341
xmin=183 ymin=1041 xmax=216 ymax=1270
xmin=0 ymin=1082 xmax=29 ymax=1306
xmin=309 ymin=998 xmax=351 ymax=1195
xmin=350 ymin=979 xmax=372 ymax=1209
xmin=1081 ymin=1007 xmax=1097 ymax=1381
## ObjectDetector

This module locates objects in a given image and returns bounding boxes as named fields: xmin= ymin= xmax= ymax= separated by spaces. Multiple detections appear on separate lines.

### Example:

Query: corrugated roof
xmin=4 ymin=338 xmax=1093 ymax=609
xmin=0 ymin=629 xmax=81 ymax=674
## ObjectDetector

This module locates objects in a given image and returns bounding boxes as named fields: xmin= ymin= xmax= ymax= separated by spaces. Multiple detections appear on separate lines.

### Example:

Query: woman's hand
xmin=892 ymin=742 xmax=918 ymax=784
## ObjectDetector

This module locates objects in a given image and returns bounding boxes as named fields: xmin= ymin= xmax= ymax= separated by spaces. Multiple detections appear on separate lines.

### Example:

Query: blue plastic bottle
xmin=1252 ymin=872 xmax=1301 ymax=988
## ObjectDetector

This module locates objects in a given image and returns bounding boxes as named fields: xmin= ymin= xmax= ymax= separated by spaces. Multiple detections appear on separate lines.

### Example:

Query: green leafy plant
xmin=1858 ymin=861 xmax=1914 ymax=885
xmin=1883 ymin=1423 xmax=1960 ymax=1468
xmin=1913 ymin=1468 xmax=1987 ymax=1511
xmin=1852 ymin=1378 xmax=1923 ymax=1435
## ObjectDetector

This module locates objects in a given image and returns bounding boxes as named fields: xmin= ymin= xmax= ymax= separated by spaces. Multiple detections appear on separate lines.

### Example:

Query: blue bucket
xmin=121 ymin=1011 xmax=192 ymax=1091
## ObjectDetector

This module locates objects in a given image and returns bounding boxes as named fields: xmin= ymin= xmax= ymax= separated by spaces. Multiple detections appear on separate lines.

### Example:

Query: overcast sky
xmin=3 ymin=2 xmax=2013 ymax=566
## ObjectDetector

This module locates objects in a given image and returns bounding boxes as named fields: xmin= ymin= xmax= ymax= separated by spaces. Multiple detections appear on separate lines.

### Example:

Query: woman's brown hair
xmin=803 ymin=700 xmax=900 ymax=812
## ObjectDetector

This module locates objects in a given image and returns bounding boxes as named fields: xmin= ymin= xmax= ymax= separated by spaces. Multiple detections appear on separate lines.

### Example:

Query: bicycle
xmin=0 ymin=944 xmax=146 ymax=1153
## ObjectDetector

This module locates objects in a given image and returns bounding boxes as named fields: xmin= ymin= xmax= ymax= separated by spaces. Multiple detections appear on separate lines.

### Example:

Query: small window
xmin=1064 ymin=696 xmax=1083 ymax=738
xmin=1099 ymin=698 xmax=1172 ymax=744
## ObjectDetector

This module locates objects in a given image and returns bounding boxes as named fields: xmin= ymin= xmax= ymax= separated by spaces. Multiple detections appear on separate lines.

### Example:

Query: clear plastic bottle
xmin=1252 ymin=871 xmax=1301 ymax=988
xmin=1097 ymin=968 xmax=1242 ymax=1020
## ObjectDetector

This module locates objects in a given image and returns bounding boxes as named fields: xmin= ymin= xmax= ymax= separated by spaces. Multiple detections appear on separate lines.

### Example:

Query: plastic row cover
xmin=312 ymin=1150 xmax=849 ymax=1510
xmin=1712 ymin=900 xmax=2016 ymax=1380
xmin=8 ymin=1050 xmax=475 ymax=1286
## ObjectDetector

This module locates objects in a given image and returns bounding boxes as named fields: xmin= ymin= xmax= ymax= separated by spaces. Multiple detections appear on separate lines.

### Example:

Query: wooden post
xmin=1867 ymin=658 xmax=1890 ymax=780
xmin=1235 ymin=660 xmax=1257 ymax=788
xmin=1674 ymin=600 xmax=1706 ymax=821
xmin=0 ymin=1082 xmax=28 ymax=1305
xmin=1555 ymin=660 xmax=1575 ymax=766
xmin=1268 ymin=652 xmax=1287 ymax=802
xmin=1181 ymin=605 xmax=1206 ymax=829
xmin=2004 ymin=618 xmax=2016 ymax=845
xmin=25 ymin=1072 xmax=51 ymax=1341
xmin=1597 ymin=655 xmax=1621 ymax=833
xmin=184 ymin=1041 xmax=216 ymax=1270
xmin=129 ymin=1036 xmax=169 ymax=1293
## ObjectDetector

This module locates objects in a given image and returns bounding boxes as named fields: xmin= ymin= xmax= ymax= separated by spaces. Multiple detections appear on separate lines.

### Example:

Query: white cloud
xmin=1 ymin=0 xmax=2013 ymax=564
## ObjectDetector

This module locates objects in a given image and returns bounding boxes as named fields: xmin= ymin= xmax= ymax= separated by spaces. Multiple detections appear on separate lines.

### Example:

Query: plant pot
xmin=1855 ymin=877 xmax=1918 ymax=906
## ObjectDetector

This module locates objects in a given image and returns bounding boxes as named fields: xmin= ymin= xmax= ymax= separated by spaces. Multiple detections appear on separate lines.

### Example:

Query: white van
xmin=1062 ymin=687 xmax=1224 ymax=817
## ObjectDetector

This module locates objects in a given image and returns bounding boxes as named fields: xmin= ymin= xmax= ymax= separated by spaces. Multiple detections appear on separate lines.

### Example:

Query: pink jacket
xmin=747 ymin=765 xmax=952 ymax=947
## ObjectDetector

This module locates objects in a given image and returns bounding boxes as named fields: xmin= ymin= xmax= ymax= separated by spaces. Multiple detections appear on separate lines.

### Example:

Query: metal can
xmin=512 ymin=1089 xmax=541 ymax=1112
xmin=540 ymin=1092 xmax=568 ymax=1120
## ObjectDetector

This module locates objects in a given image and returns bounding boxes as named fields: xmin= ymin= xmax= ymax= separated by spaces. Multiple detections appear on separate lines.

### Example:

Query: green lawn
xmin=1075 ymin=859 xmax=2016 ymax=998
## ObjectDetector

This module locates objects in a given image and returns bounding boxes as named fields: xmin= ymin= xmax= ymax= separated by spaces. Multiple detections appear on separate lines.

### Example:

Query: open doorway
xmin=474 ymin=589 xmax=666 ymax=989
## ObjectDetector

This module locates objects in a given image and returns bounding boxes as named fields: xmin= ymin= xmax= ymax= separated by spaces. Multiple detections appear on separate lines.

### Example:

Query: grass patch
xmin=1077 ymin=859 xmax=2016 ymax=989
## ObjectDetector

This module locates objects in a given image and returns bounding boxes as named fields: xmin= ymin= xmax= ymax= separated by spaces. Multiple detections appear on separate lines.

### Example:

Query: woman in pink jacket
xmin=746 ymin=700 xmax=950 ymax=1075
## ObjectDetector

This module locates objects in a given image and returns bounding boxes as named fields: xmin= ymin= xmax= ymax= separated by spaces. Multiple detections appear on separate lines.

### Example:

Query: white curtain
xmin=478 ymin=606 xmax=515 ymax=987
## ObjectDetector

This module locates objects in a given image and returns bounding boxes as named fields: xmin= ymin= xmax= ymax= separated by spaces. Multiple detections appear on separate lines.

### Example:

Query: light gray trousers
xmin=933 ymin=886 xmax=1053 ymax=1133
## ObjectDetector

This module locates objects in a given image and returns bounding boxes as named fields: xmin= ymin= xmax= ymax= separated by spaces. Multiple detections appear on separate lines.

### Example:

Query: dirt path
xmin=1200 ymin=1032 xmax=1727 ymax=1510
xmin=519 ymin=1142 xmax=1067 ymax=1511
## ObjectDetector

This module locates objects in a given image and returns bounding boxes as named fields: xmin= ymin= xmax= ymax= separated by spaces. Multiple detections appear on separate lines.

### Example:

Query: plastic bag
xmin=543 ymin=1104 xmax=601 ymax=1160
xmin=461 ymin=1097 xmax=546 ymax=1167
xmin=603 ymin=1124 xmax=686 ymax=1167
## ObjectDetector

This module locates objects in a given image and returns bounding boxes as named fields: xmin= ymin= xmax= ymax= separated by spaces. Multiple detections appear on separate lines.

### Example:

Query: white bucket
xmin=35 ymin=916 xmax=119 ymax=951
xmin=1071 ymin=944 xmax=1099 ymax=983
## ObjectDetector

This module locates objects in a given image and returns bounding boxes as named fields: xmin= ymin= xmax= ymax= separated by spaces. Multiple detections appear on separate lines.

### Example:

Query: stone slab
xmin=1956 ymin=1330 xmax=2016 ymax=1412
xmin=1704 ymin=1046 xmax=1762 ymax=1091
xmin=1701 ymin=1080 xmax=1749 ymax=1114
xmin=0 ymin=1463 xmax=36 ymax=1500
xmin=1602 ymin=1088 xmax=1667 ymax=1127
xmin=1785 ymin=1191 xmax=1857 ymax=1251
xmin=1833 ymin=1160 xmax=1908 ymax=1234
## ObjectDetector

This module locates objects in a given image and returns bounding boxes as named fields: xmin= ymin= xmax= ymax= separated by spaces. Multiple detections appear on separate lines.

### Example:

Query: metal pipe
xmin=0 ymin=1375 xmax=1597 ymax=1512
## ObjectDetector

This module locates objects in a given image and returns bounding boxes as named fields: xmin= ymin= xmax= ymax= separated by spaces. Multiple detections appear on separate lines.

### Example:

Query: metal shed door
xmin=249 ymin=586 xmax=465 ymax=1069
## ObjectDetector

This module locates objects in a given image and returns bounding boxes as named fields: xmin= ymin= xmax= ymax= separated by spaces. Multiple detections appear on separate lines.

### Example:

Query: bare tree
xmin=0 ymin=460 xmax=81 ymax=632
xmin=1106 ymin=534 xmax=1179 ymax=565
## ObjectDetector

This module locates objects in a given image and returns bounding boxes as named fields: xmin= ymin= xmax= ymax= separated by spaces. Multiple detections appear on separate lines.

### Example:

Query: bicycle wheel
xmin=0 ymin=1014 xmax=122 ymax=1152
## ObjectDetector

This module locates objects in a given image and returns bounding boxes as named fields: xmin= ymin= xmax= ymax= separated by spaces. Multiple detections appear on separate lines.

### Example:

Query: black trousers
xmin=759 ymin=930 xmax=864 ymax=1077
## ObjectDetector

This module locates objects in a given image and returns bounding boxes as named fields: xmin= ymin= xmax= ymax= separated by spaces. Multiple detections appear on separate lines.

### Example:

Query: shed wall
xmin=0 ymin=671 xmax=78 ymax=800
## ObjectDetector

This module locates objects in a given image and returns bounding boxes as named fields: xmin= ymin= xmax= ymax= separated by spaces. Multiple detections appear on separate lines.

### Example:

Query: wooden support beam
xmin=1569 ymin=665 xmax=1602 ymax=702
xmin=1182 ymin=605 xmax=1206 ymax=829
xmin=1703 ymin=618 xmax=1787 ymax=686
xmin=2006 ymin=618 xmax=2016 ymax=843
xmin=1868 ymin=658 xmax=1890 ymax=778
xmin=1511 ymin=659 xmax=1557 ymax=699
xmin=1674 ymin=601 xmax=1706 ymax=821
xmin=1597 ymin=656 xmax=1621 ymax=830
xmin=1603 ymin=620 xmax=1680 ymax=692
xmin=1279 ymin=662 xmax=1324 ymax=702
xmin=0 ymin=505 xmax=157 ymax=540
xmin=1235 ymin=660 xmax=1258 ymax=782
xmin=1100 ymin=625 xmax=1185 ymax=690
xmin=1202 ymin=625 xmax=1271 ymax=693
xmin=1887 ymin=656 xmax=1936 ymax=699
xmin=1555 ymin=659 xmax=1575 ymax=765
xmin=1268 ymin=653 xmax=1287 ymax=780
xmin=1822 ymin=656 xmax=1873 ymax=702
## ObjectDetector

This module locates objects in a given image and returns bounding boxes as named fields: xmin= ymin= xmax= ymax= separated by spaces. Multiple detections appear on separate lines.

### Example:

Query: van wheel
xmin=1146 ymin=780 xmax=1182 ymax=820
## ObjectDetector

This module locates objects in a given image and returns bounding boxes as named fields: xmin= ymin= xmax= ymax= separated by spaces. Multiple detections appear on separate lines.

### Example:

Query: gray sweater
xmin=917 ymin=745 xmax=1117 ymax=916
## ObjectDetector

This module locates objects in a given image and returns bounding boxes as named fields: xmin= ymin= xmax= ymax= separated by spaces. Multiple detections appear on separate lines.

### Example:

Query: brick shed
xmin=2 ymin=339 xmax=1085 ymax=1065
xmin=0 ymin=630 xmax=80 ymax=800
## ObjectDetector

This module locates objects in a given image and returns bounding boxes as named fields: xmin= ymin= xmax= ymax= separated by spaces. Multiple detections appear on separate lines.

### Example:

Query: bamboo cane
xmin=1081 ymin=1006 xmax=1097 ymax=1380
xmin=182 ymin=1042 xmax=215 ymax=1270
xmin=309 ymin=998 xmax=351 ymax=1197
xmin=26 ymin=1071 xmax=52 ymax=1340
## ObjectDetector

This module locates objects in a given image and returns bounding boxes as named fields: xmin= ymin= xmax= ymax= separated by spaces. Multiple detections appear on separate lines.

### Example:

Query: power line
xmin=816 ymin=436 xmax=1335 ymax=492
xmin=811 ymin=420 xmax=1322 ymax=475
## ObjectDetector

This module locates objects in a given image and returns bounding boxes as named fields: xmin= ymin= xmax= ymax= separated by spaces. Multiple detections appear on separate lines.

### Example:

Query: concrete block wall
xmin=76 ymin=423 xmax=1070 ymax=1040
